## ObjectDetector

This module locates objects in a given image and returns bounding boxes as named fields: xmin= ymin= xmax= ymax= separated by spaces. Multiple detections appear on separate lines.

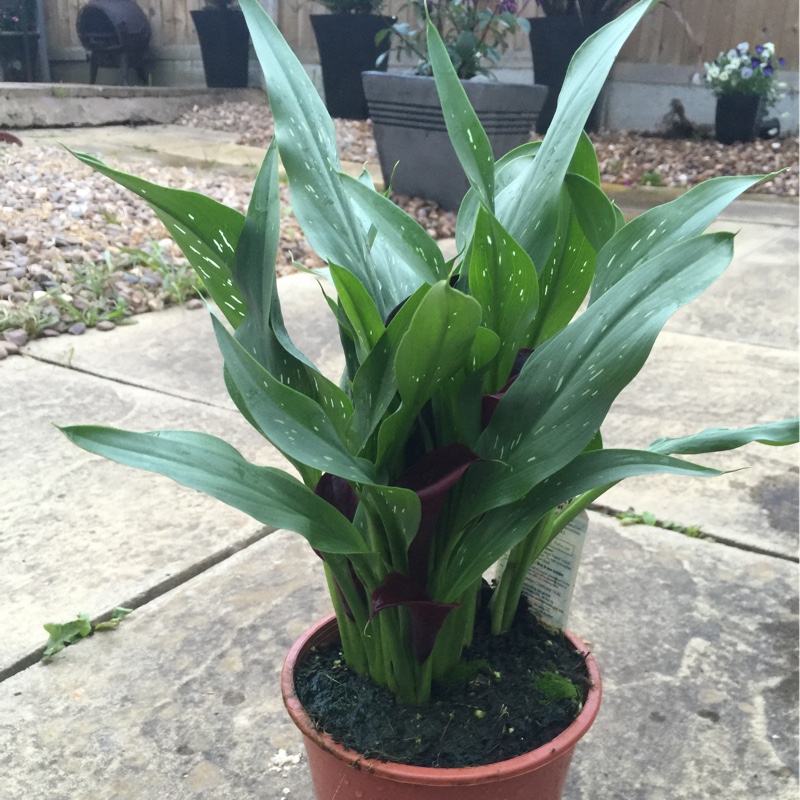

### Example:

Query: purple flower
xmin=779 ymin=57 xmax=786 ymax=66
xmin=751 ymin=57 xmax=760 ymax=69
xmin=498 ymin=0 xmax=517 ymax=12
xmin=764 ymin=66 xmax=773 ymax=77
xmin=756 ymin=45 xmax=763 ymax=54
xmin=741 ymin=67 xmax=753 ymax=79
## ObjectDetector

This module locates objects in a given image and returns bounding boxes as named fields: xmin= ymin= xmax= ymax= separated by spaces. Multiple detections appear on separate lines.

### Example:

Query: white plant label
xmin=519 ymin=510 xmax=589 ymax=630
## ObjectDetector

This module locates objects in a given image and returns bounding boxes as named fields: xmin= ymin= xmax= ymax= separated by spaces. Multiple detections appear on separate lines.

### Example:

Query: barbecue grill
xmin=76 ymin=0 xmax=150 ymax=85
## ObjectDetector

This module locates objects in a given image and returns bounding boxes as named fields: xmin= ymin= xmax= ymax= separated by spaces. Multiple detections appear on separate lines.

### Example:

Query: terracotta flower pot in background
xmin=282 ymin=615 xmax=602 ymax=800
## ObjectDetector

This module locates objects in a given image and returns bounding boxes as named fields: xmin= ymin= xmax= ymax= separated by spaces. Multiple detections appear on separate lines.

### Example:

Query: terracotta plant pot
xmin=282 ymin=614 xmax=602 ymax=800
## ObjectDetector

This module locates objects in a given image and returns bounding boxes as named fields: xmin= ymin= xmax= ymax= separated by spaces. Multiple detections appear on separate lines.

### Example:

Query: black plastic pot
xmin=191 ymin=7 xmax=250 ymax=89
xmin=363 ymin=72 xmax=546 ymax=211
xmin=714 ymin=93 xmax=762 ymax=145
xmin=527 ymin=15 xmax=606 ymax=134
xmin=311 ymin=14 xmax=392 ymax=120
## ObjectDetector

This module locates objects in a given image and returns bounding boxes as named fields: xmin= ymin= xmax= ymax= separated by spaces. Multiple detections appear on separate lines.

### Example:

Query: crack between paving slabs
xmin=590 ymin=503 xmax=799 ymax=564
xmin=0 ymin=524 xmax=277 ymax=685
xmin=22 ymin=352 xmax=234 ymax=412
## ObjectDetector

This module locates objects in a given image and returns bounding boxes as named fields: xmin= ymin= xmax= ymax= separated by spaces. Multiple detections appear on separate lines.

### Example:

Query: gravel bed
xmin=1 ymin=100 xmax=797 ymax=352
xmin=177 ymin=100 xmax=799 ymax=198
xmin=0 ymin=143 xmax=318 ymax=352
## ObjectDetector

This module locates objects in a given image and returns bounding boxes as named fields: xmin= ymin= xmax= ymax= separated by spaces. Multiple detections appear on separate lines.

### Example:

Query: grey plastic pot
xmin=362 ymin=72 xmax=546 ymax=211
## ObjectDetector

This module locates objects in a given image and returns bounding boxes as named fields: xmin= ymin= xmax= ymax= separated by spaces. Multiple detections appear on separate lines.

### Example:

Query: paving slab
xmin=666 ymin=217 xmax=798 ymax=349
xmin=19 ymin=124 xmax=384 ymax=186
xmin=24 ymin=274 xmax=346 ymax=405
xmin=565 ymin=514 xmax=798 ymax=800
xmin=0 ymin=355 xmax=290 ymax=675
xmin=602 ymin=330 xmax=798 ymax=557
xmin=0 ymin=515 xmax=795 ymax=799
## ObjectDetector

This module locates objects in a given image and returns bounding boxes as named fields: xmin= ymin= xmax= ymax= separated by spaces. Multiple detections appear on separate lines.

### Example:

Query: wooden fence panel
xmin=43 ymin=0 xmax=798 ymax=69
xmin=620 ymin=0 xmax=798 ymax=70
xmin=45 ymin=0 xmax=205 ymax=55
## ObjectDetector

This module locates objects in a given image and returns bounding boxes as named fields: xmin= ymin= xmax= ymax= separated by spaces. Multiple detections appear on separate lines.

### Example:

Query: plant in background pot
xmin=310 ymin=0 xmax=394 ymax=120
xmin=191 ymin=0 xmax=250 ymax=88
xmin=62 ymin=0 xmax=798 ymax=796
xmin=704 ymin=41 xmax=786 ymax=145
xmin=365 ymin=0 xmax=545 ymax=211
xmin=528 ymin=0 xmax=634 ymax=132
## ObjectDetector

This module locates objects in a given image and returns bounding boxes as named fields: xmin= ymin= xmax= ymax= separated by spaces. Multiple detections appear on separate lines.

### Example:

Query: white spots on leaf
xmin=220 ymin=230 xmax=235 ymax=252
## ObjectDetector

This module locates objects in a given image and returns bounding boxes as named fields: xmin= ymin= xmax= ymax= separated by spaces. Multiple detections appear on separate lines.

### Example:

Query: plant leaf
xmin=564 ymin=172 xmax=618 ymax=253
xmin=329 ymin=263 xmax=385 ymax=363
xmin=648 ymin=419 xmax=800 ymax=455
xmin=212 ymin=315 xmax=378 ymax=483
xmin=440 ymin=448 xmax=722 ymax=600
xmin=460 ymin=232 xmax=736 ymax=520
xmin=494 ymin=0 xmax=660 ymax=272
xmin=426 ymin=15 xmax=494 ymax=210
xmin=60 ymin=427 xmax=368 ymax=554
xmin=239 ymin=0 xmax=392 ymax=316
xmin=377 ymin=282 xmax=482 ymax=465
xmin=591 ymin=174 xmax=775 ymax=303
xmin=70 ymin=150 xmax=246 ymax=329
xmin=466 ymin=207 xmax=539 ymax=390
xmin=342 ymin=174 xmax=447 ymax=287
xmin=456 ymin=141 xmax=543 ymax=252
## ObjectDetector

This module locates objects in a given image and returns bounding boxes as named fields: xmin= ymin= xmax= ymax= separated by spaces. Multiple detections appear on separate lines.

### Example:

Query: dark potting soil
xmin=294 ymin=589 xmax=592 ymax=768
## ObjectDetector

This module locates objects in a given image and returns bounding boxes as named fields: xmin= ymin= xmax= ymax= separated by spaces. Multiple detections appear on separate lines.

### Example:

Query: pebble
xmin=185 ymin=298 xmax=205 ymax=310
xmin=3 ymin=328 xmax=28 ymax=348
xmin=67 ymin=322 xmax=87 ymax=336
xmin=95 ymin=320 xmax=116 ymax=331
xmin=1 ymin=341 xmax=20 ymax=355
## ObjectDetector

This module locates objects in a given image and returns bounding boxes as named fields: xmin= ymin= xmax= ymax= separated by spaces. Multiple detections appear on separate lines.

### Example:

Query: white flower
xmin=727 ymin=56 xmax=741 ymax=70
xmin=726 ymin=49 xmax=739 ymax=59
xmin=719 ymin=70 xmax=729 ymax=82
xmin=706 ymin=64 xmax=720 ymax=79
xmin=763 ymin=42 xmax=775 ymax=53
xmin=737 ymin=42 xmax=749 ymax=54
xmin=691 ymin=72 xmax=703 ymax=86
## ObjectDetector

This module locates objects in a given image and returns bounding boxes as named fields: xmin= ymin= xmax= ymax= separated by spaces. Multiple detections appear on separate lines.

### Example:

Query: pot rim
xmin=282 ymin=614 xmax=602 ymax=786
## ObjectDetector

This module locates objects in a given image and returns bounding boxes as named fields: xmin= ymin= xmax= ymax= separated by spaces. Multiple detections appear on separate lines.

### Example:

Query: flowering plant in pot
xmin=704 ymin=41 xmax=787 ymax=144
xmin=380 ymin=0 xmax=529 ymax=80
xmin=309 ymin=0 xmax=394 ymax=120
xmin=63 ymin=0 xmax=798 ymax=795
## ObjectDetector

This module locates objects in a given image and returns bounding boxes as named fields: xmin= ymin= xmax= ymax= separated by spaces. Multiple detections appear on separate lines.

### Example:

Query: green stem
xmin=491 ymin=512 xmax=553 ymax=634
xmin=325 ymin=563 xmax=368 ymax=675
xmin=491 ymin=482 xmax=619 ymax=634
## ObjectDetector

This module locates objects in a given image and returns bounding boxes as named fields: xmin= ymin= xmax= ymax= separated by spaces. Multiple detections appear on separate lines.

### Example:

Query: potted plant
xmin=528 ymin=0 xmax=634 ymax=132
xmin=704 ymin=41 xmax=786 ymax=145
xmin=62 ymin=0 xmax=798 ymax=796
xmin=363 ymin=0 xmax=544 ymax=211
xmin=310 ymin=0 xmax=394 ymax=120
xmin=191 ymin=0 xmax=250 ymax=88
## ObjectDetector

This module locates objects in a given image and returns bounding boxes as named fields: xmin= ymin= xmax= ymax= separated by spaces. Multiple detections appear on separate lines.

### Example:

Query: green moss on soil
xmin=295 ymin=588 xmax=591 ymax=768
